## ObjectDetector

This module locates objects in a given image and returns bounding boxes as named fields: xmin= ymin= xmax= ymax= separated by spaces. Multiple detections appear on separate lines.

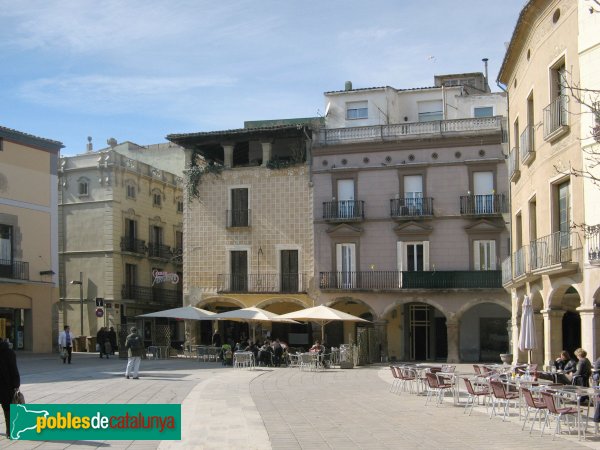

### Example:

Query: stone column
xmin=223 ymin=144 xmax=234 ymax=168
xmin=541 ymin=309 xmax=564 ymax=367
xmin=446 ymin=315 xmax=459 ymax=363
xmin=533 ymin=313 xmax=544 ymax=365
xmin=261 ymin=141 xmax=272 ymax=167
xmin=578 ymin=307 xmax=600 ymax=360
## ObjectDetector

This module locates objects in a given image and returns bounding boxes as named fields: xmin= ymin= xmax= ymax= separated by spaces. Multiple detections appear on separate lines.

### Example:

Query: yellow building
xmin=58 ymin=141 xmax=185 ymax=345
xmin=499 ymin=0 xmax=600 ymax=363
xmin=0 ymin=125 xmax=63 ymax=352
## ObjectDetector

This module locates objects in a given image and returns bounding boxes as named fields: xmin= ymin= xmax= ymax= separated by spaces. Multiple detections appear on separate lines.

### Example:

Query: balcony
xmin=319 ymin=270 xmax=502 ymax=290
xmin=514 ymin=245 xmax=529 ymax=278
xmin=317 ymin=116 xmax=504 ymax=145
xmin=459 ymin=194 xmax=508 ymax=216
xmin=147 ymin=243 xmax=172 ymax=260
xmin=217 ymin=273 xmax=306 ymax=293
xmin=390 ymin=197 xmax=433 ymax=219
xmin=0 ymin=259 xmax=29 ymax=281
xmin=530 ymin=231 xmax=582 ymax=274
xmin=508 ymin=147 xmax=520 ymax=182
xmin=121 ymin=284 xmax=181 ymax=307
xmin=543 ymin=95 xmax=569 ymax=141
xmin=501 ymin=257 xmax=512 ymax=285
xmin=586 ymin=225 xmax=600 ymax=265
xmin=120 ymin=236 xmax=146 ymax=255
xmin=323 ymin=200 xmax=365 ymax=222
xmin=226 ymin=209 xmax=251 ymax=228
xmin=519 ymin=125 xmax=535 ymax=165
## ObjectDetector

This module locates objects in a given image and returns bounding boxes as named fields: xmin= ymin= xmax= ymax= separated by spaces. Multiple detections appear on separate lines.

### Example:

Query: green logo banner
xmin=10 ymin=404 xmax=181 ymax=441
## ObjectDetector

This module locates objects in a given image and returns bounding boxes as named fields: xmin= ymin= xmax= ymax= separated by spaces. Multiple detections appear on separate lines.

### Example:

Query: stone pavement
xmin=1 ymin=352 xmax=599 ymax=449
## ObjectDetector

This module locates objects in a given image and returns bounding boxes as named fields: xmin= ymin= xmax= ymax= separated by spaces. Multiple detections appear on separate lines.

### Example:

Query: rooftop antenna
xmin=86 ymin=136 xmax=93 ymax=153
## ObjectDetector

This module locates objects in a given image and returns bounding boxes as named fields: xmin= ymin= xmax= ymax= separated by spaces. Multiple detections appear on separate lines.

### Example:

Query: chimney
xmin=482 ymin=58 xmax=489 ymax=92
xmin=107 ymin=137 xmax=117 ymax=148
xmin=345 ymin=81 xmax=353 ymax=91
xmin=86 ymin=136 xmax=93 ymax=152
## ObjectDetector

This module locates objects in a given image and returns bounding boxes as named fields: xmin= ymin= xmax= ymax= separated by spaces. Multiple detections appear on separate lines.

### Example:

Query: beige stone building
xmin=168 ymin=122 xmax=317 ymax=346
xmin=313 ymin=74 xmax=511 ymax=363
xmin=0 ymin=125 xmax=63 ymax=352
xmin=58 ymin=141 xmax=185 ymax=346
xmin=499 ymin=0 xmax=600 ymax=364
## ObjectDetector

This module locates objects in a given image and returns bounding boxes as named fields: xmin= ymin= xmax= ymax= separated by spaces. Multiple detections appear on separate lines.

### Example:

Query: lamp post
xmin=70 ymin=272 xmax=84 ymax=336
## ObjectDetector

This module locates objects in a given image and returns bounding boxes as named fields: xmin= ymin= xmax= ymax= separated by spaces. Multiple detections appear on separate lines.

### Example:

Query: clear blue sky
xmin=0 ymin=0 xmax=524 ymax=156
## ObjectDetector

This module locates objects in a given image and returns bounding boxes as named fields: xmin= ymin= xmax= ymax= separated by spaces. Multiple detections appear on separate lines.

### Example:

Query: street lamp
xmin=70 ymin=272 xmax=84 ymax=336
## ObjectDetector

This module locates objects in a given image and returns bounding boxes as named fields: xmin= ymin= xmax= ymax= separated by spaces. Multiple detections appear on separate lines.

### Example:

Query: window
xmin=403 ymin=175 xmax=423 ymax=214
xmin=149 ymin=226 xmax=163 ymax=257
xmin=229 ymin=188 xmax=249 ymax=227
xmin=230 ymin=250 xmax=248 ymax=292
xmin=175 ymin=230 xmax=183 ymax=253
xmin=153 ymin=192 xmax=162 ymax=207
xmin=397 ymin=241 xmax=429 ymax=272
xmin=473 ymin=171 xmax=495 ymax=214
xmin=280 ymin=249 xmax=299 ymax=292
xmin=0 ymin=225 xmax=13 ymax=277
xmin=336 ymin=243 xmax=356 ymax=288
xmin=78 ymin=180 xmax=88 ymax=196
xmin=124 ymin=264 xmax=137 ymax=298
xmin=0 ymin=138 xmax=3 ymax=151
xmin=418 ymin=100 xmax=443 ymax=122
xmin=474 ymin=240 xmax=496 ymax=270
xmin=474 ymin=106 xmax=494 ymax=118
xmin=557 ymin=180 xmax=570 ymax=247
xmin=346 ymin=101 xmax=368 ymax=120
xmin=177 ymin=200 xmax=184 ymax=213
xmin=545 ymin=60 xmax=569 ymax=139
xmin=126 ymin=183 xmax=136 ymax=199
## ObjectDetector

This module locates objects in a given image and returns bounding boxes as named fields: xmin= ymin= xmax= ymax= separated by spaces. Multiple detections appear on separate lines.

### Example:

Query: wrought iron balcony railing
xmin=323 ymin=200 xmax=365 ymax=221
xmin=519 ymin=124 xmax=535 ymax=165
xmin=543 ymin=95 xmax=569 ymax=140
xmin=217 ymin=273 xmax=306 ymax=293
xmin=501 ymin=257 xmax=512 ymax=284
xmin=508 ymin=147 xmax=520 ymax=181
xmin=530 ymin=231 xmax=582 ymax=271
xmin=120 ymin=236 xmax=146 ymax=255
xmin=390 ymin=197 xmax=433 ymax=219
xmin=514 ymin=245 xmax=529 ymax=278
xmin=319 ymin=270 xmax=502 ymax=290
xmin=586 ymin=225 xmax=600 ymax=264
xmin=459 ymin=194 xmax=508 ymax=216
xmin=121 ymin=284 xmax=181 ymax=306
xmin=317 ymin=116 xmax=504 ymax=144
xmin=147 ymin=243 xmax=173 ymax=260
xmin=0 ymin=259 xmax=29 ymax=281
xmin=226 ymin=209 xmax=251 ymax=228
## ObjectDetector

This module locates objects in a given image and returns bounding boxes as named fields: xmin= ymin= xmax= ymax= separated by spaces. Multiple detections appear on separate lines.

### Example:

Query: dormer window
xmin=152 ymin=189 xmax=162 ymax=207
xmin=346 ymin=101 xmax=368 ymax=120
xmin=126 ymin=181 xmax=136 ymax=199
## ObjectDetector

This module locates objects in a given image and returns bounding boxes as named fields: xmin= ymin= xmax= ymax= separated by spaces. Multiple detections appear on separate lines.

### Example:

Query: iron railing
xmin=514 ymin=245 xmax=529 ymax=278
xmin=121 ymin=284 xmax=181 ymax=306
xmin=0 ymin=259 xmax=29 ymax=281
xmin=543 ymin=95 xmax=569 ymax=139
xmin=226 ymin=209 xmax=251 ymax=228
xmin=501 ymin=257 xmax=512 ymax=284
xmin=323 ymin=200 xmax=365 ymax=221
xmin=529 ymin=231 xmax=582 ymax=271
xmin=120 ymin=236 xmax=146 ymax=254
xmin=459 ymin=194 xmax=508 ymax=215
xmin=390 ymin=197 xmax=433 ymax=218
xmin=317 ymin=116 xmax=503 ymax=144
xmin=587 ymin=225 xmax=600 ymax=264
xmin=147 ymin=243 xmax=172 ymax=260
xmin=319 ymin=270 xmax=502 ymax=290
xmin=519 ymin=125 xmax=535 ymax=164
xmin=217 ymin=273 xmax=306 ymax=293
xmin=508 ymin=147 xmax=519 ymax=180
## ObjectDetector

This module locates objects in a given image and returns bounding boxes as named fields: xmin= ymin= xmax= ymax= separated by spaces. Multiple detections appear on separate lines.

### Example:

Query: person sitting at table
xmin=309 ymin=340 xmax=324 ymax=354
xmin=554 ymin=350 xmax=577 ymax=373
xmin=245 ymin=341 xmax=259 ymax=362
xmin=567 ymin=348 xmax=592 ymax=387
xmin=258 ymin=341 xmax=274 ymax=366
xmin=272 ymin=339 xmax=283 ymax=367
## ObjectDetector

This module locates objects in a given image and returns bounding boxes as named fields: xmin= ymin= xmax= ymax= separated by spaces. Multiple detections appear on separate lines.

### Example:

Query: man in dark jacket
xmin=0 ymin=339 xmax=20 ymax=439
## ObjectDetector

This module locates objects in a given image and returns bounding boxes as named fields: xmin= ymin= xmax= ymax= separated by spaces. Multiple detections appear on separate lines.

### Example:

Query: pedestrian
xmin=97 ymin=327 xmax=107 ymax=358
xmin=108 ymin=327 xmax=118 ymax=355
xmin=58 ymin=325 xmax=75 ymax=364
xmin=212 ymin=329 xmax=221 ymax=348
xmin=0 ymin=338 xmax=20 ymax=439
xmin=125 ymin=327 xmax=144 ymax=379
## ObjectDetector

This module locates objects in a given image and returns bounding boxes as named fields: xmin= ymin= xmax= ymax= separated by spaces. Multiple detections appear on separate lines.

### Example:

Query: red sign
xmin=95 ymin=308 xmax=104 ymax=318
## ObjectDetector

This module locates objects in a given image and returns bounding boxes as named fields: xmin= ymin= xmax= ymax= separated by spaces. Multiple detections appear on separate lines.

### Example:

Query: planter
xmin=500 ymin=353 xmax=513 ymax=364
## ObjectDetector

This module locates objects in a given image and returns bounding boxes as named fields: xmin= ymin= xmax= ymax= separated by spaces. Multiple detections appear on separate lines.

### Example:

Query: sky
xmin=0 ymin=0 xmax=525 ymax=156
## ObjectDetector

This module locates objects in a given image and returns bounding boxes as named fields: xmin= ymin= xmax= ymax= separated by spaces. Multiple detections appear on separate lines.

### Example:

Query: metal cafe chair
xmin=540 ymin=390 xmax=579 ymax=440
xmin=462 ymin=377 xmax=490 ymax=416
xmin=520 ymin=387 xmax=547 ymax=434
xmin=489 ymin=379 xmax=519 ymax=421
xmin=424 ymin=371 xmax=453 ymax=406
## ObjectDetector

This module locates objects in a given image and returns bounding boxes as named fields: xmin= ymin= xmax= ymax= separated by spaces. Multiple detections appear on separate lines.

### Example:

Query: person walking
xmin=97 ymin=327 xmax=108 ymax=359
xmin=0 ymin=338 xmax=20 ymax=439
xmin=58 ymin=325 xmax=75 ymax=364
xmin=125 ymin=327 xmax=144 ymax=379
xmin=108 ymin=327 xmax=118 ymax=355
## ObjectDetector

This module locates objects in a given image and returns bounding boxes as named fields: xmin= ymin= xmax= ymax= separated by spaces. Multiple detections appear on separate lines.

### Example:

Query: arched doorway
xmin=405 ymin=302 xmax=446 ymax=361
xmin=459 ymin=302 xmax=510 ymax=362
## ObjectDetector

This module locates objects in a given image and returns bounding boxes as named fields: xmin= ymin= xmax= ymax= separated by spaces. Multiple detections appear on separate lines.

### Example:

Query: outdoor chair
xmin=389 ymin=366 xmax=401 ymax=393
xmin=540 ymin=390 xmax=579 ymax=440
xmin=489 ymin=379 xmax=519 ymax=421
xmin=424 ymin=371 xmax=453 ymax=406
xmin=520 ymin=387 xmax=547 ymax=434
xmin=401 ymin=366 xmax=419 ymax=394
xmin=462 ymin=377 xmax=490 ymax=416
xmin=233 ymin=352 xmax=254 ymax=370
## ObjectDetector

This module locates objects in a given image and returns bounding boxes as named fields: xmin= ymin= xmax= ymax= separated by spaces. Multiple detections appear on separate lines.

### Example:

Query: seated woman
xmin=554 ymin=350 xmax=577 ymax=372
xmin=567 ymin=348 xmax=592 ymax=387
xmin=309 ymin=340 xmax=324 ymax=354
